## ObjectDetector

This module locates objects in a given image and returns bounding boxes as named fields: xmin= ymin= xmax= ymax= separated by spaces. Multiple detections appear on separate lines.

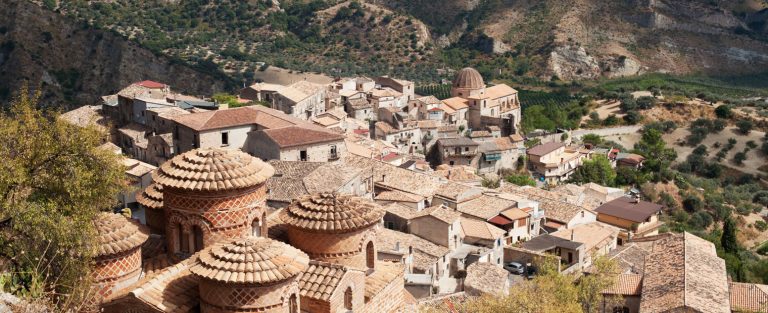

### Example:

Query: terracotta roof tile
xmin=382 ymin=203 xmax=421 ymax=220
xmin=172 ymin=105 xmax=303 ymax=131
xmin=414 ymin=205 xmax=461 ymax=224
xmin=464 ymin=262 xmax=508 ymax=296
xmin=456 ymin=195 xmax=516 ymax=220
xmin=484 ymin=84 xmax=518 ymax=100
xmin=375 ymin=190 xmax=424 ymax=203
xmin=281 ymin=193 xmax=385 ymax=233
xmin=603 ymin=273 xmax=643 ymax=296
xmin=191 ymin=237 xmax=309 ymax=285
xmin=106 ymin=256 xmax=199 ymax=311
xmin=730 ymin=282 xmax=768 ymax=312
xmin=153 ymin=148 xmax=274 ymax=192
xmin=136 ymin=183 xmax=163 ymax=210
xmin=365 ymin=261 xmax=404 ymax=300
xmin=94 ymin=213 xmax=149 ymax=256
xmin=460 ymin=217 xmax=505 ymax=241
xmin=527 ymin=142 xmax=565 ymax=156
xmin=298 ymin=261 xmax=348 ymax=301
xmin=377 ymin=229 xmax=449 ymax=272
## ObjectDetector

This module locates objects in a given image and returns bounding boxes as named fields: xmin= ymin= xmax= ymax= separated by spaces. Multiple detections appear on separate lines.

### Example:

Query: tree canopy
xmin=0 ymin=86 xmax=126 ymax=309
xmin=568 ymin=155 xmax=616 ymax=186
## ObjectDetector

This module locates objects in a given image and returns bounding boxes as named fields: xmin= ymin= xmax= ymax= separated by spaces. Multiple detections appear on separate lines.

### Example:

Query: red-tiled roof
xmin=133 ymin=80 xmax=167 ymax=89
xmin=488 ymin=215 xmax=514 ymax=226
xmin=595 ymin=197 xmax=663 ymax=223
xmin=527 ymin=142 xmax=565 ymax=156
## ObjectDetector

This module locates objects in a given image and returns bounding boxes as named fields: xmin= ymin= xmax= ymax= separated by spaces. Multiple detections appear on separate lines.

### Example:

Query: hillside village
xmin=36 ymin=66 xmax=768 ymax=313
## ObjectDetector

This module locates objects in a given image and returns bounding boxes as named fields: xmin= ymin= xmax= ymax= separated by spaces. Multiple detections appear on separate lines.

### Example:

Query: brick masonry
xmin=199 ymin=280 xmax=301 ymax=313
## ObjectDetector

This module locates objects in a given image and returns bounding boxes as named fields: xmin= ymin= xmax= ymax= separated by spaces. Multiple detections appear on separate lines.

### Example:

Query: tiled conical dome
xmin=136 ymin=183 xmax=163 ymax=209
xmin=191 ymin=237 xmax=309 ymax=284
xmin=453 ymin=67 xmax=485 ymax=89
xmin=94 ymin=212 xmax=149 ymax=256
xmin=153 ymin=148 xmax=274 ymax=191
xmin=281 ymin=193 xmax=385 ymax=233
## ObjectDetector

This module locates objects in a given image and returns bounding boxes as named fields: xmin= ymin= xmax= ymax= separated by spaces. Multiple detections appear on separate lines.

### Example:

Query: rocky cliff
xmin=0 ymin=0 xmax=231 ymax=109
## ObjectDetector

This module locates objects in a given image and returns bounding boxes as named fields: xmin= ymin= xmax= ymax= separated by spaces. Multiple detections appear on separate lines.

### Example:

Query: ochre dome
xmin=136 ymin=183 xmax=163 ymax=210
xmin=453 ymin=67 xmax=485 ymax=89
xmin=191 ymin=236 xmax=309 ymax=285
xmin=280 ymin=193 xmax=385 ymax=233
xmin=153 ymin=148 xmax=274 ymax=191
xmin=94 ymin=212 xmax=149 ymax=256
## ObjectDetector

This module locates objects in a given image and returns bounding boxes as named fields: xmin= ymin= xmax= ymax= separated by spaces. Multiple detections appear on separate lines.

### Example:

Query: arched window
xmin=289 ymin=294 xmax=298 ymax=313
xmin=252 ymin=218 xmax=261 ymax=237
xmin=366 ymin=241 xmax=375 ymax=270
xmin=344 ymin=287 xmax=353 ymax=310
xmin=192 ymin=225 xmax=204 ymax=252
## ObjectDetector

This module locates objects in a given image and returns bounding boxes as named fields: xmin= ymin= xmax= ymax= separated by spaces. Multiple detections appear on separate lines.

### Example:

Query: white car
xmin=504 ymin=262 xmax=524 ymax=274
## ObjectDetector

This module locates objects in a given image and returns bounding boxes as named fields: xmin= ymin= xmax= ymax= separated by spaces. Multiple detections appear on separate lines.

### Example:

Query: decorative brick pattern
xmin=199 ymin=280 xmax=301 ymax=313
xmin=287 ymin=227 xmax=377 ymax=270
xmin=93 ymin=248 xmax=142 ymax=282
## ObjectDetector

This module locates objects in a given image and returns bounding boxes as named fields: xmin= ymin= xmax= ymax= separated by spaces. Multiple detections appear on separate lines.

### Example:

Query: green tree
xmin=715 ymin=105 xmax=732 ymax=119
xmin=577 ymin=256 xmax=620 ymax=313
xmin=0 ymin=86 xmax=125 ymax=310
xmin=722 ymin=217 xmax=739 ymax=254
xmin=633 ymin=129 xmax=677 ymax=181
xmin=568 ymin=155 xmax=616 ymax=186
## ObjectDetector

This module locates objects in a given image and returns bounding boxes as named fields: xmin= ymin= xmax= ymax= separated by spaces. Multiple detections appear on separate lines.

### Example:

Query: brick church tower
xmin=153 ymin=148 xmax=275 ymax=261
xmin=190 ymin=236 xmax=309 ymax=313
xmin=280 ymin=193 xmax=385 ymax=271
xmin=91 ymin=212 xmax=149 ymax=301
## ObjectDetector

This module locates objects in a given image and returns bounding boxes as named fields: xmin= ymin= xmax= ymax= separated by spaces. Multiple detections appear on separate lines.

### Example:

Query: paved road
xmin=572 ymin=125 xmax=643 ymax=139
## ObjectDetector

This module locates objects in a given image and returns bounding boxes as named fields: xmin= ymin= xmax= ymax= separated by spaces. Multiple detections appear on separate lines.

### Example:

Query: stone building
xmin=92 ymin=212 xmax=149 ymax=301
xmin=152 ymin=148 xmax=274 ymax=260
xmin=190 ymin=236 xmax=309 ymax=313
xmin=441 ymin=68 xmax=522 ymax=135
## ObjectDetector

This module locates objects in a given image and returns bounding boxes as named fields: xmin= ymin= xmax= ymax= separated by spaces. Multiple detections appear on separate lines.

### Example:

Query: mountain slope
xmin=0 ymin=0 xmax=231 ymax=109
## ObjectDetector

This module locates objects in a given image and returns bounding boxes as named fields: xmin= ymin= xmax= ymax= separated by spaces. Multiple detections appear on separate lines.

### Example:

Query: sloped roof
xmin=551 ymin=222 xmax=618 ymax=252
xmin=260 ymin=126 xmax=343 ymax=148
xmin=302 ymin=163 xmax=360 ymax=194
xmin=191 ymin=237 xmax=309 ymax=285
xmin=484 ymin=84 xmax=518 ymax=99
xmin=375 ymin=190 xmax=424 ymax=203
xmin=527 ymin=142 xmax=565 ymax=156
xmin=441 ymin=97 xmax=469 ymax=110
xmin=382 ymin=202 xmax=421 ymax=220
xmin=595 ymin=197 xmax=663 ymax=223
xmin=603 ymin=273 xmax=643 ymax=296
xmin=134 ymin=80 xmax=167 ymax=89
xmin=465 ymin=262 xmax=508 ymax=296
xmin=266 ymin=161 xmax=324 ymax=203
xmin=365 ymin=261 xmax=404 ymax=301
xmin=94 ymin=213 xmax=149 ymax=257
xmin=437 ymin=137 xmax=478 ymax=147
xmin=281 ymin=193 xmax=385 ymax=233
xmin=730 ymin=282 xmax=768 ymax=313
xmin=456 ymin=195 xmax=517 ymax=220
xmin=460 ymin=217 xmax=505 ymax=241
xmin=640 ymin=233 xmax=730 ymax=313
xmin=413 ymin=205 xmax=461 ymax=224
xmin=153 ymin=148 xmax=274 ymax=192
xmin=104 ymin=256 xmax=199 ymax=312
xmin=172 ymin=105 xmax=303 ymax=131
xmin=500 ymin=208 xmax=529 ymax=221
xmin=298 ymin=261 xmax=349 ymax=301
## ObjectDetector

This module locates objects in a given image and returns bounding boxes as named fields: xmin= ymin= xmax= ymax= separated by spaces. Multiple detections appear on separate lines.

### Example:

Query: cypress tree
xmin=722 ymin=217 xmax=739 ymax=254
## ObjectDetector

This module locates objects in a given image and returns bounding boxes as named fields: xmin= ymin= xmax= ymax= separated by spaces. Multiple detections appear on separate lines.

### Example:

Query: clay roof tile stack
xmin=190 ymin=237 xmax=309 ymax=285
xmin=281 ymin=193 xmax=385 ymax=233
xmin=298 ymin=261 xmax=348 ymax=301
xmin=136 ymin=183 xmax=163 ymax=209
xmin=153 ymin=148 xmax=274 ymax=192
xmin=94 ymin=212 xmax=149 ymax=257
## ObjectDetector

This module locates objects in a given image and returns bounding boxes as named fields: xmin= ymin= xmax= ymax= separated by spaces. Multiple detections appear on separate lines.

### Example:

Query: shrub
xmin=733 ymin=151 xmax=747 ymax=165
xmin=682 ymin=195 xmax=703 ymax=212
xmin=736 ymin=120 xmax=753 ymax=135
xmin=505 ymin=174 xmax=536 ymax=187
xmin=715 ymin=105 xmax=732 ymax=119
xmin=755 ymin=221 xmax=768 ymax=232
xmin=746 ymin=141 xmax=757 ymax=149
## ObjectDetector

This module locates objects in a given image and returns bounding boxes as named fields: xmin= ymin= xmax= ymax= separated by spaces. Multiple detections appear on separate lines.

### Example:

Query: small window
xmin=221 ymin=131 xmax=229 ymax=146
xmin=300 ymin=150 xmax=308 ymax=162
xmin=344 ymin=287 xmax=353 ymax=310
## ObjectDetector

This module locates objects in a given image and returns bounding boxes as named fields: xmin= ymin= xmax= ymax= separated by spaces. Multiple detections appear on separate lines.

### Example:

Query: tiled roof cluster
xmin=281 ymin=193 xmax=385 ymax=233
xmin=191 ymin=237 xmax=309 ymax=285
xmin=377 ymin=229 xmax=449 ymax=272
xmin=94 ymin=212 xmax=149 ymax=256
xmin=153 ymin=148 xmax=274 ymax=191
xmin=260 ymin=126 xmax=344 ymax=148
xmin=503 ymin=185 xmax=589 ymax=224
xmin=551 ymin=223 xmax=618 ymax=253
xmin=365 ymin=261 xmax=403 ymax=300
xmin=298 ymin=261 xmax=348 ymax=301
xmin=266 ymin=161 xmax=324 ymax=203
xmin=456 ymin=195 xmax=516 ymax=220
xmin=136 ymin=183 xmax=163 ymax=210
xmin=375 ymin=190 xmax=424 ymax=203
xmin=382 ymin=203 xmax=421 ymax=220
xmin=172 ymin=105 xmax=302 ymax=131
xmin=107 ymin=256 xmax=199 ymax=312
xmin=342 ymin=155 xmax=445 ymax=198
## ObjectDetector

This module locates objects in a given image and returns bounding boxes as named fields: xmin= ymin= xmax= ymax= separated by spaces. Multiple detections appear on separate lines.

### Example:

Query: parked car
xmin=526 ymin=265 xmax=537 ymax=279
xmin=503 ymin=262 xmax=524 ymax=274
